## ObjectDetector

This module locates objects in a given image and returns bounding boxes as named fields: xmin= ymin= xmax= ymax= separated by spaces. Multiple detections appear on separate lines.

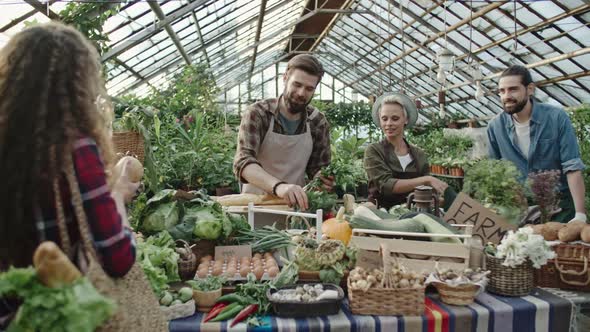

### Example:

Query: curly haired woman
xmin=0 ymin=23 xmax=138 ymax=276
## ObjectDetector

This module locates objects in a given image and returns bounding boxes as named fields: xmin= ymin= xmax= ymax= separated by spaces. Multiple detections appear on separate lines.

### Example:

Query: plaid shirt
xmin=233 ymin=97 xmax=331 ymax=183
xmin=36 ymin=137 xmax=135 ymax=278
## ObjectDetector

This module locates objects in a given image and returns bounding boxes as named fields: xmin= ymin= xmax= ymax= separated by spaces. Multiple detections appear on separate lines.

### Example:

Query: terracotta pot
xmin=193 ymin=288 xmax=222 ymax=312
xmin=457 ymin=168 xmax=464 ymax=177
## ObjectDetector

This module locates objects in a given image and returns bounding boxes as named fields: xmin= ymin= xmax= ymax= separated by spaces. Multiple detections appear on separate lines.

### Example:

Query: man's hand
xmin=318 ymin=175 xmax=335 ymax=192
xmin=275 ymin=183 xmax=308 ymax=210
xmin=312 ymin=170 xmax=335 ymax=192
xmin=427 ymin=176 xmax=448 ymax=194
xmin=569 ymin=212 xmax=588 ymax=223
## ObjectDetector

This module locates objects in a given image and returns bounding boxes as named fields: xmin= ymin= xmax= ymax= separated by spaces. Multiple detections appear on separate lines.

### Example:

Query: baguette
xmin=214 ymin=193 xmax=286 ymax=206
xmin=558 ymin=221 xmax=587 ymax=242
xmin=581 ymin=225 xmax=590 ymax=243
xmin=33 ymin=241 xmax=82 ymax=288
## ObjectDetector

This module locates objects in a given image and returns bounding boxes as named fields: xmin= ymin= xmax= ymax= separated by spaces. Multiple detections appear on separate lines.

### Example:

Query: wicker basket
xmin=432 ymin=282 xmax=480 ymax=306
xmin=534 ymin=243 xmax=590 ymax=291
xmin=347 ymin=278 xmax=425 ymax=316
xmin=347 ymin=243 xmax=425 ymax=316
xmin=485 ymin=254 xmax=533 ymax=296
xmin=176 ymin=240 xmax=197 ymax=280
xmin=112 ymin=131 xmax=145 ymax=163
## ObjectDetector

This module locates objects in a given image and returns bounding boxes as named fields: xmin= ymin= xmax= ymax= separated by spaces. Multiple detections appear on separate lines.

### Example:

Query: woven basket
xmin=347 ymin=278 xmax=425 ymax=316
xmin=347 ymin=243 xmax=425 ymax=316
xmin=176 ymin=240 xmax=197 ymax=280
xmin=432 ymin=282 xmax=480 ymax=306
xmin=112 ymin=131 xmax=144 ymax=163
xmin=485 ymin=254 xmax=533 ymax=296
xmin=534 ymin=243 xmax=590 ymax=291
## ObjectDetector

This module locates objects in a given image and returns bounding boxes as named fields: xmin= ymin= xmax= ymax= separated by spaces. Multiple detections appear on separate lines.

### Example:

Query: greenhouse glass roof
xmin=1 ymin=0 xmax=589 ymax=121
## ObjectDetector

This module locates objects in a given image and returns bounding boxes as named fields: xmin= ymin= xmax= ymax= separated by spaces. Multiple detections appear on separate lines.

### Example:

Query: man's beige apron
xmin=242 ymin=104 xmax=318 ymax=194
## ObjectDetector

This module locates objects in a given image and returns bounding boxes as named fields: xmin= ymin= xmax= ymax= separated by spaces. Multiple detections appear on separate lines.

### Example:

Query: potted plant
xmin=484 ymin=227 xmax=555 ymax=296
xmin=187 ymin=276 xmax=225 ymax=312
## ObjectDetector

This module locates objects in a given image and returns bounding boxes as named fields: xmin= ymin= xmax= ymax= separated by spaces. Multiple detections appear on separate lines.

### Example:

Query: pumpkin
xmin=322 ymin=207 xmax=352 ymax=245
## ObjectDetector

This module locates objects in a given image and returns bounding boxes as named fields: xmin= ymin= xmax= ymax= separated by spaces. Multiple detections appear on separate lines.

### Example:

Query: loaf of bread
xmin=214 ymin=193 xmax=286 ymax=206
xmin=580 ymin=225 xmax=590 ymax=243
xmin=557 ymin=221 xmax=587 ymax=242
xmin=541 ymin=222 xmax=566 ymax=241
xmin=33 ymin=241 xmax=82 ymax=288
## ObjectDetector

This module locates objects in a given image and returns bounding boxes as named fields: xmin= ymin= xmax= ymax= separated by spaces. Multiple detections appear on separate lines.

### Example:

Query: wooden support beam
xmin=248 ymin=0 xmax=269 ymax=89
xmin=23 ymin=0 xmax=60 ymax=20
xmin=415 ymin=48 xmax=590 ymax=99
xmin=344 ymin=1 xmax=503 ymax=87
xmin=309 ymin=0 xmax=356 ymax=52
xmin=190 ymin=11 xmax=210 ymax=66
xmin=148 ymin=1 xmax=192 ymax=65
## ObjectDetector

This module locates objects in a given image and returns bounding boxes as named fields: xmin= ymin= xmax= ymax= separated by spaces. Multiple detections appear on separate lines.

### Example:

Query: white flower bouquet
xmin=486 ymin=227 xmax=555 ymax=269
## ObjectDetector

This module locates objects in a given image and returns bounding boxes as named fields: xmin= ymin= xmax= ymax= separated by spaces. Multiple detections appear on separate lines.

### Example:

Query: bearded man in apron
xmin=233 ymin=54 xmax=333 ymax=210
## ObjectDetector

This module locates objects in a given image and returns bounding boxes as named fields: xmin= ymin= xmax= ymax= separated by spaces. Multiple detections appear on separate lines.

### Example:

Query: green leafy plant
xmin=568 ymin=104 xmax=590 ymax=212
xmin=463 ymin=159 xmax=527 ymax=224
xmin=187 ymin=276 xmax=225 ymax=292
xmin=0 ymin=267 xmax=115 ymax=332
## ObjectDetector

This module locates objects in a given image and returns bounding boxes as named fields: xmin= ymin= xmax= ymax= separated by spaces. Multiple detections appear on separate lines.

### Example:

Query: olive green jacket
xmin=363 ymin=139 xmax=430 ymax=209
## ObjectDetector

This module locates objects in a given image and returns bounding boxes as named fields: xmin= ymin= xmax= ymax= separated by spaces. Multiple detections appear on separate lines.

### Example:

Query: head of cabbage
xmin=193 ymin=219 xmax=222 ymax=240
xmin=142 ymin=201 xmax=179 ymax=233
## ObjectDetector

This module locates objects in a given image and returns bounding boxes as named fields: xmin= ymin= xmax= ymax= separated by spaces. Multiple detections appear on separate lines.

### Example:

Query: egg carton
xmin=194 ymin=254 xmax=279 ymax=281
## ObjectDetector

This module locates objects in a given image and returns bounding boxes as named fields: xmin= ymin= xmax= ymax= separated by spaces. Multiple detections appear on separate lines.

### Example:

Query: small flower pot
xmin=193 ymin=288 xmax=222 ymax=312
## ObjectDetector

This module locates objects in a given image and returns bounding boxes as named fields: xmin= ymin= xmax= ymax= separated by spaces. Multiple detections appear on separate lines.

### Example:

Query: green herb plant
xmin=187 ymin=276 xmax=225 ymax=292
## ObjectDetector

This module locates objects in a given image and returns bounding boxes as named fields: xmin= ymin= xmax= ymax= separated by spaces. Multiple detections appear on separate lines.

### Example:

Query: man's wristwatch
xmin=272 ymin=181 xmax=286 ymax=196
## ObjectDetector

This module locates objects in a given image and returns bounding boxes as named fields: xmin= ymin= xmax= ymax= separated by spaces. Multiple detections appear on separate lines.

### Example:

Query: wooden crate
xmin=349 ymin=225 xmax=473 ymax=273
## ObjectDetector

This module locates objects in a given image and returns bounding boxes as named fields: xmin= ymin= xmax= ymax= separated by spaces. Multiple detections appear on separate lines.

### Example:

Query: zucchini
xmin=412 ymin=213 xmax=461 ymax=244
xmin=349 ymin=215 xmax=425 ymax=234
xmin=353 ymin=205 xmax=381 ymax=221
xmin=367 ymin=206 xmax=397 ymax=220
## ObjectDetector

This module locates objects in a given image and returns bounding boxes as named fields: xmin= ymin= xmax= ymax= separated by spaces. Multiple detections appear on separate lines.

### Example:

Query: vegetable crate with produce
xmin=426 ymin=266 xmax=490 ymax=306
xmin=194 ymin=252 xmax=279 ymax=280
xmin=348 ymin=206 xmax=473 ymax=273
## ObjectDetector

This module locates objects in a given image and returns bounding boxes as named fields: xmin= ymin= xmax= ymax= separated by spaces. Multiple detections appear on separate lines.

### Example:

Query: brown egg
xmin=213 ymin=260 xmax=224 ymax=269
xmin=264 ymin=252 xmax=273 ymax=259
xmin=265 ymin=257 xmax=277 ymax=266
xmin=253 ymin=253 xmax=262 ymax=259
xmin=227 ymin=262 xmax=237 ymax=270
xmin=200 ymin=255 xmax=212 ymax=263
xmin=225 ymin=267 xmax=236 ymax=277
xmin=252 ymin=261 xmax=263 ymax=270
xmin=212 ymin=266 xmax=223 ymax=276
xmin=267 ymin=266 xmax=279 ymax=277
xmin=240 ymin=257 xmax=251 ymax=265
xmin=196 ymin=269 xmax=208 ymax=278
xmin=240 ymin=266 xmax=250 ymax=277
xmin=253 ymin=266 xmax=264 ymax=280
xmin=198 ymin=263 xmax=209 ymax=271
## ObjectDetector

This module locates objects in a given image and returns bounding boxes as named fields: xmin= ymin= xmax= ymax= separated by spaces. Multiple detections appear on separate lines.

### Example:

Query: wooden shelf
xmin=432 ymin=173 xmax=464 ymax=179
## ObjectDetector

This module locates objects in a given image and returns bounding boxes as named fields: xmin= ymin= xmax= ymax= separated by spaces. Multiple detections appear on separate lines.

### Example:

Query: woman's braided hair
xmin=0 ymin=22 xmax=115 ymax=269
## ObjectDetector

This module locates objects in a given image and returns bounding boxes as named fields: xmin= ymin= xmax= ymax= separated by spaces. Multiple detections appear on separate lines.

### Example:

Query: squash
xmin=112 ymin=156 xmax=143 ymax=183
xmin=322 ymin=207 xmax=352 ymax=245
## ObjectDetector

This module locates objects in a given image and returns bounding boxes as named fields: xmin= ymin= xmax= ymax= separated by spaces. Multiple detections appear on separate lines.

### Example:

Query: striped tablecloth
xmin=169 ymin=288 xmax=578 ymax=332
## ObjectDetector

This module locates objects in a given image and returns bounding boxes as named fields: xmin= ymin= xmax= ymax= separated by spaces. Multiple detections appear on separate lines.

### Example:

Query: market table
xmin=169 ymin=287 xmax=590 ymax=332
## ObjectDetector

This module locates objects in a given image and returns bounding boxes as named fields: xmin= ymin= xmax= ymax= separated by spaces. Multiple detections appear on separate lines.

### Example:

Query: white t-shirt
xmin=513 ymin=118 xmax=531 ymax=159
xmin=397 ymin=153 xmax=413 ymax=171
